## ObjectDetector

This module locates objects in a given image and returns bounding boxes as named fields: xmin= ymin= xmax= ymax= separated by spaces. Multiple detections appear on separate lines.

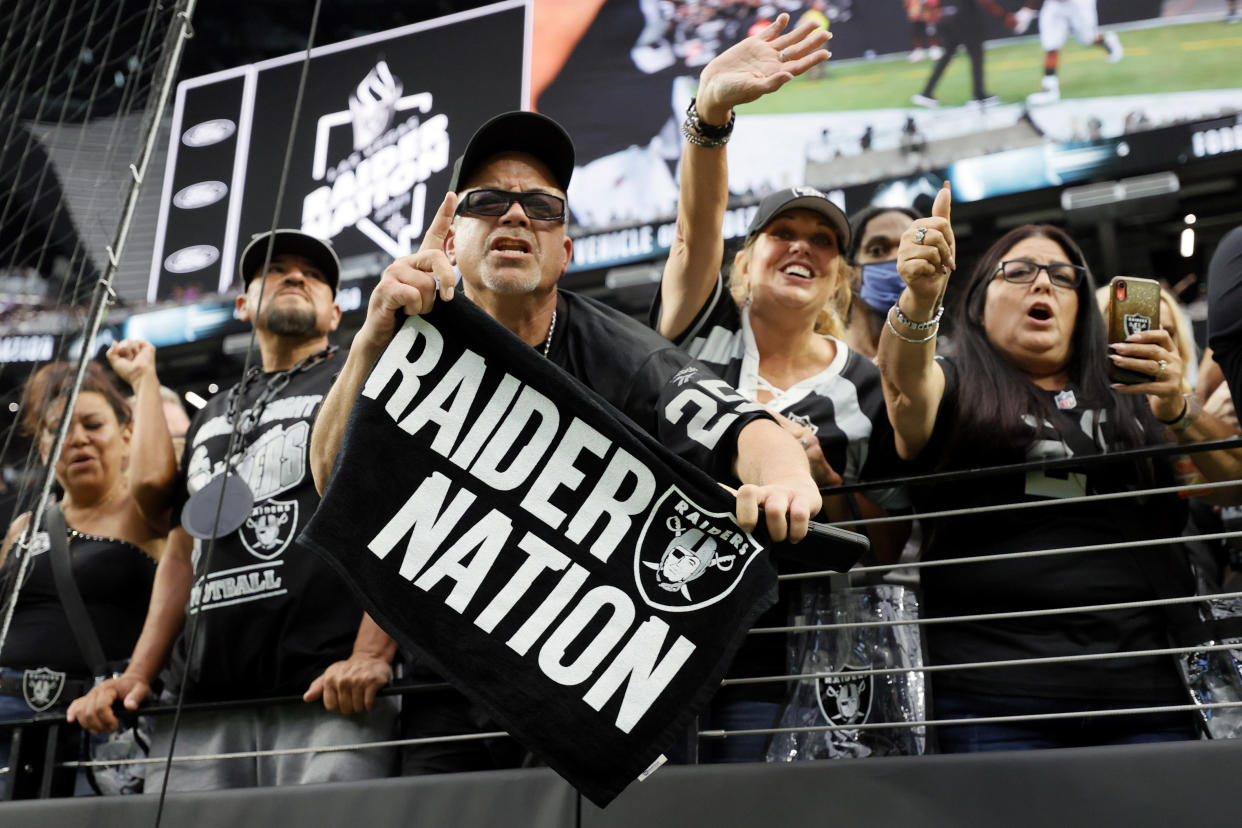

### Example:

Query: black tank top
xmin=0 ymin=527 xmax=156 ymax=676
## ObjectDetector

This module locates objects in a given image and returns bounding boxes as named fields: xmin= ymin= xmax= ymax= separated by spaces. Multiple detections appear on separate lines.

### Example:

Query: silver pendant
xmin=182 ymin=474 xmax=255 ymax=539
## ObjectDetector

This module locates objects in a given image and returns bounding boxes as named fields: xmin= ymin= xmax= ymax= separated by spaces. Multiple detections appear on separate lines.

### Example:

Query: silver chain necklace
xmin=542 ymin=310 xmax=557 ymax=357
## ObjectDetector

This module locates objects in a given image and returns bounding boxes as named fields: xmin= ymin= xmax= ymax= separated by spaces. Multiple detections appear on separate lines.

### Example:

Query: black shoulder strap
xmin=44 ymin=503 xmax=107 ymax=673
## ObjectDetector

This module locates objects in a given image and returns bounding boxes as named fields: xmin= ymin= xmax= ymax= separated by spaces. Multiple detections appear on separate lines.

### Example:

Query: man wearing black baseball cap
xmin=307 ymin=109 xmax=823 ymax=771
xmin=238 ymin=228 xmax=342 ymax=295
xmin=69 ymin=226 xmax=403 ymax=791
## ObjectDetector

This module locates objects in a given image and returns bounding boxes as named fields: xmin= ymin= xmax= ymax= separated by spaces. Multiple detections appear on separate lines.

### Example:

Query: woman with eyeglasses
xmin=877 ymin=186 xmax=1242 ymax=751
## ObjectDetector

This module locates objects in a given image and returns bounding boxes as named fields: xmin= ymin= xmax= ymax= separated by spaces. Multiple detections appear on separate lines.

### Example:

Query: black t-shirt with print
xmin=167 ymin=355 xmax=361 ymax=701
xmin=652 ymin=276 xmax=908 ymax=703
xmin=548 ymin=289 xmax=770 ymax=483
xmin=915 ymin=356 xmax=1188 ymax=702
xmin=651 ymin=275 xmax=906 ymax=507
xmin=2 ymin=531 xmax=155 ymax=676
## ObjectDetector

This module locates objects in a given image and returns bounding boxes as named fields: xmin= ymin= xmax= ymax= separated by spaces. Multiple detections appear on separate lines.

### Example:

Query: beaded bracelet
xmin=886 ymin=307 xmax=938 ymax=344
xmin=893 ymin=302 xmax=944 ymax=331
xmin=682 ymin=98 xmax=734 ymax=148
xmin=682 ymin=120 xmax=731 ymax=148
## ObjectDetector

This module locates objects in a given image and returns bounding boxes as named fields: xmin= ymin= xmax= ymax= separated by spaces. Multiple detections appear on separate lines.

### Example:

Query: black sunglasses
xmin=995 ymin=259 xmax=1086 ymax=290
xmin=455 ymin=189 xmax=566 ymax=223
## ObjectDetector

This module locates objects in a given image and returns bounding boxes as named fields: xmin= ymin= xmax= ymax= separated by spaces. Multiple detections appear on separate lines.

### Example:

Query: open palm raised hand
xmin=695 ymin=13 xmax=831 ymax=121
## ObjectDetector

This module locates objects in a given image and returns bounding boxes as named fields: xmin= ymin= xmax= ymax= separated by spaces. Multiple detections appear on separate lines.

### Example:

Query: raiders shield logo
xmin=784 ymin=411 xmax=819 ymax=435
xmin=23 ymin=667 xmax=67 ymax=712
xmin=1123 ymin=313 xmax=1152 ymax=337
xmin=816 ymin=666 xmax=873 ymax=728
xmin=26 ymin=530 xmax=50 ymax=558
xmin=239 ymin=499 xmax=298 ymax=560
xmin=634 ymin=486 xmax=764 ymax=613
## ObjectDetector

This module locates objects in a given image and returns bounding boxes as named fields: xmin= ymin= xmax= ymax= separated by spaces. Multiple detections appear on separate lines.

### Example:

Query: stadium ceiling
xmin=1 ymin=0 xmax=495 ymax=122
xmin=178 ymin=1 xmax=497 ymax=79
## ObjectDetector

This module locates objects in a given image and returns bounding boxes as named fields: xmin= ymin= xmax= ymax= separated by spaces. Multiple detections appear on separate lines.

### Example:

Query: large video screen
xmin=532 ymin=0 xmax=1242 ymax=272
xmin=148 ymin=1 xmax=527 ymax=302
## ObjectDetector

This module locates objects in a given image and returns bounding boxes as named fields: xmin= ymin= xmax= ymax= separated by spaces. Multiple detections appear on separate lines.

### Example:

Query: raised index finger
xmin=419 ymin=191 xmax=458 ymax=255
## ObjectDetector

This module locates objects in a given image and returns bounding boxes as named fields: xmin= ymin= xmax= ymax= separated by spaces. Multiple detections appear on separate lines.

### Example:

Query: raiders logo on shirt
xmin=816 ymin=666 xmax=874 ymax=728
xmin=23 ymin=667 xmax=66 ymax=712
xmin=634 ymin=486 xmax=764 ymax=612
xmin=784 ymin=411 xmax=819 ymax=435
xmin=239 ymin=499 xmax=299 ymax=561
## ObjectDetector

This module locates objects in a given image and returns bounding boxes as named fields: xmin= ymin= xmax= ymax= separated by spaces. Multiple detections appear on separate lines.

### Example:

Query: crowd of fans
xmin=2 ymin=14 xmax=1241 ymax=801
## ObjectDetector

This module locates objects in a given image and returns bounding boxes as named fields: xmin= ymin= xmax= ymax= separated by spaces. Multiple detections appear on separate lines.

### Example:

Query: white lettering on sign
xmin=361 ymin=316 xmax=706 ymax=733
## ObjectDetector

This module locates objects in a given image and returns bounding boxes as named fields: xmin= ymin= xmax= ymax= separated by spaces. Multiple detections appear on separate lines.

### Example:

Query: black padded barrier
xmin=2 ymin=737 xmax=1240 ymax=827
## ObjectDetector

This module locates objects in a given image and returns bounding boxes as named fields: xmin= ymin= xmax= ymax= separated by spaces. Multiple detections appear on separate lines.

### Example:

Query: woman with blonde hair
xmin=650 ymin=15 xmax=908 ymax=762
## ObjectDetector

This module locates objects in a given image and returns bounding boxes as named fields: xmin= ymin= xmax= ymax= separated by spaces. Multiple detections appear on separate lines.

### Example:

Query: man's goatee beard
xmin=265 ymin=307 xmax=319 ymax=338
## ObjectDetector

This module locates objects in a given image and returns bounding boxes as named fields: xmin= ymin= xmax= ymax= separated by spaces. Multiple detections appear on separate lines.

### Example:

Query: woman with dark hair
xmin=0 ymin=343 xmax=175 ymax=794
xmin=877 ymin=186 xmax=1242 ymax=751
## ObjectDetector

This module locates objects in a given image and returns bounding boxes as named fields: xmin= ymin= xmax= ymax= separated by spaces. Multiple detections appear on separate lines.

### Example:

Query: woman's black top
xmin=1 ymin=526 xmax=155 ymax=676
xmin=913 ymin=356 xmax=1189 ymax=703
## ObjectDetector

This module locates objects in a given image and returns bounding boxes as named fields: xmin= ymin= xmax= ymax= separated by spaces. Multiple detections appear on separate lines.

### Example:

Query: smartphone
xmin=1106 ymin=276 xmax=1162 ymax=384
xmin=778 ymin=520 xmax=870 ymax=573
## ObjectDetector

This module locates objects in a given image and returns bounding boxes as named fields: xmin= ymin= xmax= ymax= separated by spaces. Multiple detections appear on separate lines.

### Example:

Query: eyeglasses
xmin=455 ymin=189 xmax=566 ymax=223
xmin=995 ymin=259 xmax=1086 ymax=289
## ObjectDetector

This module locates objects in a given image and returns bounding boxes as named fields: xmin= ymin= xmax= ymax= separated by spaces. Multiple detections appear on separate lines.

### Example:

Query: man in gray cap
xmin=307 ymin=110 xmax=821 ymax=772
xmin=69 ymin=230 xmax=400 ymax=790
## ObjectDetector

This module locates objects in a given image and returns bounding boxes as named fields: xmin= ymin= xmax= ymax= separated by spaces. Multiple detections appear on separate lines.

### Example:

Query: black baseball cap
xmin=238 ymin=229 xmax=341 ymax=295
xmin=746 ymin=187 xmax=852 ymax=253
xmin=448 ymin=111 xmax=576 ymax=194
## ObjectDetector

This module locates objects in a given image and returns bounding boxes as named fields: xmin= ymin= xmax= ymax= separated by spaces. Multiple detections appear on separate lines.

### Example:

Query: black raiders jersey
xmin=915 ymin=355 xmax=1188 ymax=701
xmin=651 ymin=274 xmax=906 ymax=509
xmin=167 ymin=355 xmax=362 ymax=700
xmin=548 ymin=289 xmax=772 ymax=484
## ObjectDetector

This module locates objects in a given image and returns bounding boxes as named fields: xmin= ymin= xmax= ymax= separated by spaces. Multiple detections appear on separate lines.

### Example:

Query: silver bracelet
xmin=886 ymin=308 xmax=938 ymax=344
xmin=681 ymin=118 xmax=731 ymax=148
xmin=893 ymin=302 xmax=944 ymax=331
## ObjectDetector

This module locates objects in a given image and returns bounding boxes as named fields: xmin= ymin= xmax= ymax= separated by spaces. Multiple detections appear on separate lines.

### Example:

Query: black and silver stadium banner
xmin=148 ymin=1 xmax=526 ymax=302
xmin=300 ymin=298 xmax=779 ymax=807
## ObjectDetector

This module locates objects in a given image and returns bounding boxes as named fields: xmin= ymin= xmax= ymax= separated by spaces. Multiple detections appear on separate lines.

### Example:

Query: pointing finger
xmin=419 ymin=192 xmax=458 ymax=256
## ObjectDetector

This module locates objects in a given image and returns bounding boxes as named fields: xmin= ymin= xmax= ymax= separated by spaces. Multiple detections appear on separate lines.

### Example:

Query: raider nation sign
xmin=301 ymin=298 xmax=780 ymax=806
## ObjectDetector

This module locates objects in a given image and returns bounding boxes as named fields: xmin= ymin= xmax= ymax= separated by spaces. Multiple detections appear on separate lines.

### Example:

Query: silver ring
xmin=1157 ymin=359 xmax=1168 ymax=379
xmin=778 ymin=50 xmax=787 ymax=62
xmin=798 ymin=436 xmax=809 ymax=447
xmin=914 ymin=226 xmax=928 ymax=244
